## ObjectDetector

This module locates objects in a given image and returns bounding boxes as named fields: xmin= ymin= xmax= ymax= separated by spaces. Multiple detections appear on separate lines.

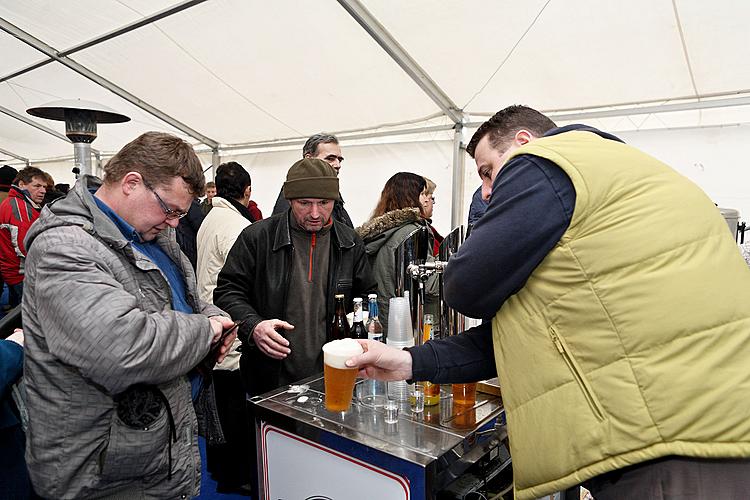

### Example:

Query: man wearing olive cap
xmin=271 ymin=133 xmax=353 ymax=227
xmin=214 ymin=159 xmax=376 ymax=493
xmin=215 ymin=158 xmax=377 ymax=397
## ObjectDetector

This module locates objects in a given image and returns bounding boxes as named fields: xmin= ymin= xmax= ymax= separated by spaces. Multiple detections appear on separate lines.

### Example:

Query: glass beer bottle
xmin=366 ymin=293 xmax=384 ymax=343
xmin=351 ymin=297 xmax=368 ymax=340
xmin=331 ymin=294 xmax=351 ymax=341
xmin=421 ymin=314 xmax=440 ymax=406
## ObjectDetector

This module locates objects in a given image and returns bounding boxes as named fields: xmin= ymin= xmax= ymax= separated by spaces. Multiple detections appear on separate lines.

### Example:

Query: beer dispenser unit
xmin=438 ymin=226 xmax=466 ymax=340
xmin=393 ymin=225 xmax=454 ymax=347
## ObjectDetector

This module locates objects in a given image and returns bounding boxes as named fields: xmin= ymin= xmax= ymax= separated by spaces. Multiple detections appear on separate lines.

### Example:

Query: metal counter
xmin=251 ymin=375 xmax=509 ymax=499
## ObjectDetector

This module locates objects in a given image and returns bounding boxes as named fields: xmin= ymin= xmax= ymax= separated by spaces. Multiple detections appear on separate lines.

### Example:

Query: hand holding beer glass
xmin=323 ymin=338 xmax=364 ymax=412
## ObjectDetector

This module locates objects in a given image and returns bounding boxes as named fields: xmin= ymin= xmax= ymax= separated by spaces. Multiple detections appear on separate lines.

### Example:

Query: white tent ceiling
xmin=1 ymin=0 xmax=749 ymax=230
xmin=2 ymin=0 xmax=750 ymax=161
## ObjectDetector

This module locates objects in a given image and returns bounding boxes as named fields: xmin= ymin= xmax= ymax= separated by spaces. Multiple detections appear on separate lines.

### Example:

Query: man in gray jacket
xmin=21 ymin=132 xmax=237 ymax=499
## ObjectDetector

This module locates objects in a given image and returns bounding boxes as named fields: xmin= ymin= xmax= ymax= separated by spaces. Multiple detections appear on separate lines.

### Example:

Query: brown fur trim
xmin=356 ymin=207 xmax=422 ymax=240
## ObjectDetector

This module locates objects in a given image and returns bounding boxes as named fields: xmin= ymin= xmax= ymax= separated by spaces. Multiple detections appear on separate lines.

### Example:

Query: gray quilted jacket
xmin=22 ymin=176 xmax=225 ymax=499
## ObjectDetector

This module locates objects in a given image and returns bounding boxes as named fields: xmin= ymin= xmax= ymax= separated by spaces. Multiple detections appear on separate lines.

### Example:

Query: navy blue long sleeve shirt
xmin=410 ymin=126 xmax=622 ymax=383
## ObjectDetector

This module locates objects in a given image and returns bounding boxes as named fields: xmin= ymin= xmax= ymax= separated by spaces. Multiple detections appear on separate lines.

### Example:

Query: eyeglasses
xmin=144 ymin=182 xmax=188 ymax=220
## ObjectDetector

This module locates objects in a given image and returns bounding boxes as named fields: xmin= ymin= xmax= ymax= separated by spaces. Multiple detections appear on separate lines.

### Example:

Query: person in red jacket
xmin=247 ymin=198 xmax=263 ymax=222
xmin=0 ymin=166 xmax=47 ymax=307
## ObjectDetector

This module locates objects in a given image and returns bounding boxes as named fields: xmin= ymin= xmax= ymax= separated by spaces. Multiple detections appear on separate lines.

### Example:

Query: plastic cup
xmin=452 ymin=382 xmax=477 ymax=406
xmin=322 ymin=339 xmax=364 ymax=412
xmin=386 ymin=379 xmax=410 ymax=401
xmin=452 ymin=400 xmax=477 ymax=429
xmin=384 ymin=400 xmax=400 ymax=424
xmin=357 ymin=379 xmax=388 ymax=408
xmin=410 ymin=385 xmax=424 ymax=413
xmin=388 ymin=297 xmax=413 ymax=342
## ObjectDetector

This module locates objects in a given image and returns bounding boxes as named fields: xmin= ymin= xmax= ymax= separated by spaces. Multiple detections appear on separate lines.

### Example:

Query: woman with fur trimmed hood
xmin=356 ymin=172 xmax=440 ymax=334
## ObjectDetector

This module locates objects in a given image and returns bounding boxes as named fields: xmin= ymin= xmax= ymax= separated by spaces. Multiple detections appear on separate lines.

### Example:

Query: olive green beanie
xmin=283 ymin=158 xmax=340 ymax=200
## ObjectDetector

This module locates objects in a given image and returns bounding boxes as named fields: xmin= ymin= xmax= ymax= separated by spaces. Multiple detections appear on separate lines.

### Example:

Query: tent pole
xmin=337 ymin=0 xmax=462 ymax=124
xmin=0 ymin=146 xmax=28 ymax=164
xmin=0 ymin=104 xmax=70 ymax=143
xmin=450 ymin=124 xmax=466 ymax=231
xmin=211 ymin=149 xmax=221 ymax=178
xmin=0 ymin=0 xmax=209 ymax=85
xmin=0 ymin=18 xmax=219 ymax=150
xmin=467 ymin=94 xmax=750 ymax=127
xmin=220 ymin=124 xmax=455 ymax=153
xmin=94 ymin=151 xmax=102 ymax=178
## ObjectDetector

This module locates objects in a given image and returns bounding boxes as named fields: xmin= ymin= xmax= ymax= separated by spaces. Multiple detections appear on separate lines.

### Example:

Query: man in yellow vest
xmin=348 ymin=105 xmax=750 ymax=499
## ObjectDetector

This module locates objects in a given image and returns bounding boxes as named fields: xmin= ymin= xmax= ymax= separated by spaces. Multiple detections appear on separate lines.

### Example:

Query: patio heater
xmin=27 ymin=99 xmax=130 ymax=176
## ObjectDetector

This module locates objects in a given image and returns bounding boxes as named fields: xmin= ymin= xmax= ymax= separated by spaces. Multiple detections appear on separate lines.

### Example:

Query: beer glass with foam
xmin=323 ymin=338 xmax=363 ymax=412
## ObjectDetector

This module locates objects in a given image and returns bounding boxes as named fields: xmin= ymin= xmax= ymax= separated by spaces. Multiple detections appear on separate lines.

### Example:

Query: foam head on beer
xmin=323 ymin=338 xmax=363 ymax=368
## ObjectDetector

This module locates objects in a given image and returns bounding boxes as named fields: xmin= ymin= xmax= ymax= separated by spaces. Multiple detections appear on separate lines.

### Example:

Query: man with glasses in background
xmin=21 ymin=132 xmax=237 ymax=499
xmin=272 ymin=132 xmax=354 ymax=227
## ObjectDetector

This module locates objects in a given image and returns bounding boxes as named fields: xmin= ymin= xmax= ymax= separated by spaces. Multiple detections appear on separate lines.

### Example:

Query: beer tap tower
xmin=394 ymin=224 xmax=458 ymax=348
xmin=437 ymin=226 xmax=466 ymax=340
xmin=407 ymin=257 xmax=447 ymax=347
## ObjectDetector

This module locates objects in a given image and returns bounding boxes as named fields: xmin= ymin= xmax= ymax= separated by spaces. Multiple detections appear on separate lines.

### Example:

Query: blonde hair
xmin=423 ymin=176 xmax=436 ymax=195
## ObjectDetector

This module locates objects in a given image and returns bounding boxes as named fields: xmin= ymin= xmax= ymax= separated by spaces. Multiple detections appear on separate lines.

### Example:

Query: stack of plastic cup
xmin=387 ymin=380 xmax=410 ymax=402
xmin=386 ymin=296 xmax=413 ymax=401
xmin=387 ymin=297 xmax=413 ymax=346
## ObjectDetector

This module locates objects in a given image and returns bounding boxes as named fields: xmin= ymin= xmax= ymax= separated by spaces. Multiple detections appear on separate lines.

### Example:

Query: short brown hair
xmin=467 ymin=105 xmax=557 ymax=158
xmin=41 ymin=171 xmax=55 ymax=187
xmin=103 ymin=132 xmax=205 ymax=196
xmin=14 ymin=166 xmax=46 ymax=185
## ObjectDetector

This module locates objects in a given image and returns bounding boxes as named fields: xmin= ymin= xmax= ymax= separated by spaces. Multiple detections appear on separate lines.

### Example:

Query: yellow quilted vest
xmin=493 ymin=131 xmax=750 ymax=499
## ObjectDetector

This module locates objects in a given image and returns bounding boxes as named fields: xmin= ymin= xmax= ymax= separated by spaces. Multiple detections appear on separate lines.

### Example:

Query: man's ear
xmin=244 ymin=185 xmax=252 ymax=198
xmin=303 ymin=153 xmax=312 ymax=159
xmin=121 ymin=171 xmax=142 ymax=195
xmin=515 ymin=129 xmax=534 ymax=146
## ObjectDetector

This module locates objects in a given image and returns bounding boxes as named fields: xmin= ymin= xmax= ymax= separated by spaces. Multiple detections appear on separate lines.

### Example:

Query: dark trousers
xmin=205 ymin=370 xmax=253 ymax=490
xmin=8 ymin=282 xmax=23 ymax=308
xmin=0 ymin=424 xmax=35 ymax=499
xmin=583 ymin=456 xmax=750 ymax=500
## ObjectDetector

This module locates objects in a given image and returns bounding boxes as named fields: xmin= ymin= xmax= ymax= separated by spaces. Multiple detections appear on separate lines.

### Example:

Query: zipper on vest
xmin=548 ymin=326 xmax=606 ymax=422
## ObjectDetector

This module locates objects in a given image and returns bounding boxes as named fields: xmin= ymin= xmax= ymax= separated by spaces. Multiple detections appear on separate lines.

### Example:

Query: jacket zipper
xmin=548 ymin=326 xmax=606 ymax=422
xmin=326 ymin=236 xmax=341 ymax=342
xmin=308 ymin=232 xmax=316 ymax=282
xmin=282 ymin=244 xmax=292 ymax=320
